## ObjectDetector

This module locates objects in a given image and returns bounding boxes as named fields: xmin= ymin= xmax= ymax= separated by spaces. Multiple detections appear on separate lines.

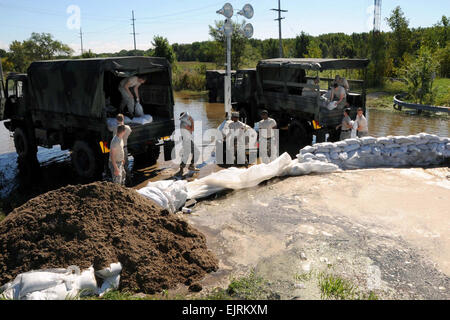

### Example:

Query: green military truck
xmin=205 ymin=69 xmax=257 ymax=106
xmin=0 ymin=57 xmax=175 ymax=178
xmin=231 ymin=58 xmax=369 ymax=147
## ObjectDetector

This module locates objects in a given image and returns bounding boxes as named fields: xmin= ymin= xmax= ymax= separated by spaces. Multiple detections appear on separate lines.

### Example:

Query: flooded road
xmin=0 ymin=92 xmax=448 ymax=210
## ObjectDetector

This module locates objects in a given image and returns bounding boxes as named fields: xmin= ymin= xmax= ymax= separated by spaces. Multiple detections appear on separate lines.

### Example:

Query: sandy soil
xmin=185 ymin=167 xmax=450 ymax=299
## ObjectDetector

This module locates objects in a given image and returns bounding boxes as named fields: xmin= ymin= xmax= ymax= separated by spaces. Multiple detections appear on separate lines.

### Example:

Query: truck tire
xmin=71 ymin=140 xmax=101 ymax=179
xmin=14 ymin=127 xmax=37 ymax=159
xmin=289 ymin=123 xmax=311 ymax=149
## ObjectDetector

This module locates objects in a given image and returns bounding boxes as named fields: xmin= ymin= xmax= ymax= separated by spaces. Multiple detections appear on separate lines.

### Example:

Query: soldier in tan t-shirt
xmin=109 ymin=125 xmax=126 ymax=185
xmin=113 ymin=114 xmax=132 ymax=179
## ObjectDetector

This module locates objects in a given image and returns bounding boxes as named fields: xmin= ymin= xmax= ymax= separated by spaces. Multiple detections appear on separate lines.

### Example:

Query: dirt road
xmin=185 ymin=167 xmax=450 ymax=299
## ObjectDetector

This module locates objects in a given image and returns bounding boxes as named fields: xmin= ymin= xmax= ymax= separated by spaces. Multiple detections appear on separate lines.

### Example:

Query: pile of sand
xmin=0 ymin=182 xmax=218 ymax=293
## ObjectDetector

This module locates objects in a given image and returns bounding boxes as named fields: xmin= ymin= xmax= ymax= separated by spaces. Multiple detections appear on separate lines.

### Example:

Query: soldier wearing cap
xmin=256 ymin=110 xmax=277 ymax=161
xmin=226 ymin=112 xmax=247 ymax=165
xmin=336 ymin=108 xmax=353 ymax=141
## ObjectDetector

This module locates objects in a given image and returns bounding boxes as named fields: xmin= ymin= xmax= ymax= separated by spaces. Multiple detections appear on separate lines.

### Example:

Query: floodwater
xmin=0 ymin=92 xmax=449 ymax=209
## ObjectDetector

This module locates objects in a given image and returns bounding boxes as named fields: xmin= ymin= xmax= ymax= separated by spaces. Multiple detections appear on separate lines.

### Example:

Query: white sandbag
xmin=137 ymin=186 xmax=170 ymax=210
xmin=187 ymin=153 xmax=292 ymax=200
xmin=344 ymin=144 xmax=360 ymax=152
xmin=394 ymin=136 xmax=415 ymax=145
xmin=359 ymin=137 xmax=377 ymax=145
xmin=0 ymin=265 xmax=99 ymax=300
xmin=96 ymin=263 xmax=122 ymax=297
xmin=134 ymin=102 xmax=145 ymax=118
xmin=315 ymin=153 xmax=329 ymax=162
xmin=330 ymin=152 xmax=339 ymax=160
xmin=326 ymin=101 xmax=338 ymax=110
xmin=138 ymin=180 xmax=188 ymax=213
xmin=73 ymin=267 xmax=98 ymax=297
xmin=107 ymin=118 xmax=118 ymax=132
xmin=300 ymin=146 xmax=317 ymax=155
xmin=285 ymin=160 xmax=339 ymax=176
xmin=129 ymin=114 xmax=153 ymax=125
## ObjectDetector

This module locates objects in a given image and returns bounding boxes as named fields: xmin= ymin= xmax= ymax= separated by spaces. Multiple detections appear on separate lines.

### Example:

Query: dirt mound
xmin=0 ymin=182 xmax=218 ymax=293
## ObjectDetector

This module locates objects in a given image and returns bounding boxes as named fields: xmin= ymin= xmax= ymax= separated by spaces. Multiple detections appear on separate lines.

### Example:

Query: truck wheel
xmin=316 ymin=131 xmax=327 ymax=143
xmin=71 ymin=140 xmax=101 ymax=179
xmin=328 ymin=129 xmax=340 ymax=143
xmin=289 ymin=123 xmax=311 ymax=149
xmin=14 ymin=127 xmax=37 ymax=159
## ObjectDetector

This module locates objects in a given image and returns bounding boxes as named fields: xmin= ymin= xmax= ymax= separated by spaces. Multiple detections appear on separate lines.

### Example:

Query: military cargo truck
xmin=0 ymin=57 xmax=175 ymax=178
xmin=231 ymin=58 xmax=369 ymax=148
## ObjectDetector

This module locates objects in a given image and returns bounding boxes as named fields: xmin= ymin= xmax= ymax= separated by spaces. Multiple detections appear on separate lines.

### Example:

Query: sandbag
xmin=138 ymin=180 xmax=188 ymax=213
xmin=96 ymin=263 xmax=122 ymax=297
xmin=186 ymin=153 xmax=292 ymax=200
xmin=0 ymin=265 xmax=99 ymax=300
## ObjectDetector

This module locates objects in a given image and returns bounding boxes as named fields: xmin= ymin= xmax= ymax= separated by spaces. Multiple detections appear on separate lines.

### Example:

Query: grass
xmin=318 ymin=272 xmax=379 ymax=300
xmin=80 ymin=270 xmax=269 ymax=301
xmin=226 ymin=270 xmax=269 ymax=300
xmin=367 ymin=78 xmax=450 ymax=110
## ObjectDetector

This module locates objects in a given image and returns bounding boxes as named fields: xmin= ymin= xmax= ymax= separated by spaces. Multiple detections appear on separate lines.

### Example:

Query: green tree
xmin=386 ymin=6 xmax=411 ymax=67
xmin=304 ymin=39 xmax=322 ymax=58
xmin=81 ymin=50 xmax=96 ymax=58
xmin=294 ymin=32 xmax=312 ymax=58
xmin=403 ymin=47 xmax=440 ymax=104
xmin=209 ymin=20 xmax=247 ymax=69
xmin=8 ymin=33 xmax=73 ymax=72
xmin=151 ymin=36 xmax=176 ymax=63
xmin=262 ymin=39 xmax=279 ymax=59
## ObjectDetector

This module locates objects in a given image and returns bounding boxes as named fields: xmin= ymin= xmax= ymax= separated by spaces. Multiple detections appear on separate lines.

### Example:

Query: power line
xmin=131 ymin=10 xmax=139 ymax=51
xmin=271 ymin=0 xmax=288 ymax=58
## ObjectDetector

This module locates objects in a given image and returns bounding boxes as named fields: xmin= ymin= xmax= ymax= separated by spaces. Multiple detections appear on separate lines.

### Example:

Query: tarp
xmin=27 ymin=57 xmax=173 ymax=119
xmin=258 ymin=58 xmax=370 ymax=71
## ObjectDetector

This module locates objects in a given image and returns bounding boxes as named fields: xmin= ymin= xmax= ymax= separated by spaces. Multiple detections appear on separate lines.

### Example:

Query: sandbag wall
xmin=298 ymin=133 xmax=450 ymax=170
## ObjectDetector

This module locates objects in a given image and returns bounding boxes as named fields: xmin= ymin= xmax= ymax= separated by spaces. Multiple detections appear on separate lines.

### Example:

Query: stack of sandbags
xmin=298 ymin=133 xmax=450 ymax=170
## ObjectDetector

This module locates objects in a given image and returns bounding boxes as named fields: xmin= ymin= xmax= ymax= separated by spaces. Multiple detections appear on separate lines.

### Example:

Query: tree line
xmin=1 ymin=6 xmax=448 ymax=91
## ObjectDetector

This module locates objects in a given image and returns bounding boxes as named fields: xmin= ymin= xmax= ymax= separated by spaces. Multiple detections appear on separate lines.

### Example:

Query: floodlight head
xmin=224 ymin=19 xmax=233 ymax=37
xmin=238 ymin=4 xmax=254 ymax=19
xmin=242 ymin=23 xmax=254 ymax=39
xmin=217 ymin=3 xmax=234 ymax=18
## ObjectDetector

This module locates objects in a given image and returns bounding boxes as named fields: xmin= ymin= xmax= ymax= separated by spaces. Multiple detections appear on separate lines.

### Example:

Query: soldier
xmin=113 ymin=114 xmax=132 ymax=180
xmin=227 ymin=112 xmax=247 ymax=165
xmin=257 ymin=110 xmax=277 ymax=161
xmin=355 ymin=108 xmax=369 ymax=138
xmin=109 ymin=125 xmax=127 ymax=185
xmin=330 ymin=83 xmax=347 ymax=110
xmin=336 ymin=108 xmax=353 ymax=141
xmin=176 ymin=112 xmax=200 ymax=177
xmin=118 ymin=75 xmax=146 ymax=116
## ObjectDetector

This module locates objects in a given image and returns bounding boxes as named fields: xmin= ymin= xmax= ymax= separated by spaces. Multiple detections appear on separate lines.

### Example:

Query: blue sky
xmin=0 ymin=0 xmax=448 ymax=54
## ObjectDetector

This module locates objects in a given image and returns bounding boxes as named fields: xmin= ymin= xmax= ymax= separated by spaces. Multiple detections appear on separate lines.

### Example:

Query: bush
xmin=173 ymin=70 xmax=206 ymax=91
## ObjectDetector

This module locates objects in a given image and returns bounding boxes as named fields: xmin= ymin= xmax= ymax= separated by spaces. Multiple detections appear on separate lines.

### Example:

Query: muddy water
xmin=0 ymin=92 xmax=448 ymax=205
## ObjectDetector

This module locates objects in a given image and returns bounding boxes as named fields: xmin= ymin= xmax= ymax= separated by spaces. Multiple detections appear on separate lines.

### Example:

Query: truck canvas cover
xmin=258 ymin=58 xmax=370 ymax=71
xmin=27 ymin=57 xmax=173 ymax=119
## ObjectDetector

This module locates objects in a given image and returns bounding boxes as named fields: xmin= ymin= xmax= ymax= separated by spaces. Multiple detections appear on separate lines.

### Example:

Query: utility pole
xmin=131 ymin=10 xmax=137 ymax=52
xmin=271 ymin=0 xmax=287 ymax=58
xmin=79 ymin=28 xmax=84 ymax=55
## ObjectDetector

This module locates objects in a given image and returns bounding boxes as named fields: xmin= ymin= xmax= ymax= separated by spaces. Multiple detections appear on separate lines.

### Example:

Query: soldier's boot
xmin=188 ymin=164 xmax=200 ymax=172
